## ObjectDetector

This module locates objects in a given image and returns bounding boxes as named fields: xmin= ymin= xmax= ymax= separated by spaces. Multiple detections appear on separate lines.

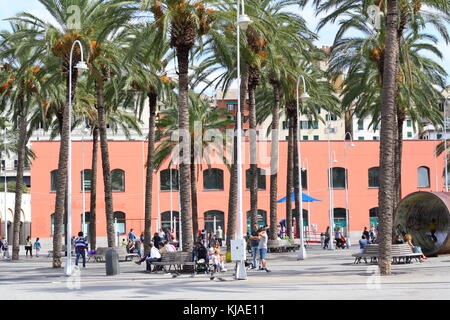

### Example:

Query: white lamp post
xmin=65 ymin=40 xmax=88 ymax=276
xmin=234 ymin=0 xmax=252 ymax=280
xmin=81 ymin=121 xmax=89 ymax=237
xmin=296 ymin=75 xmax=309 ymax=260
xmin=2 ymin=132 xmax=7 ymax=243
xmin=344 ymin=132 xmax=355 ymax=248
xmin=326 ymin=116 xmax=336 ymax=250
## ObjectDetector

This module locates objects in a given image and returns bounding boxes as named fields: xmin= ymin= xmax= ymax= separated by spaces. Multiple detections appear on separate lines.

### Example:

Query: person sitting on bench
xmin=135 ymin=241 xmax=161 ymax=272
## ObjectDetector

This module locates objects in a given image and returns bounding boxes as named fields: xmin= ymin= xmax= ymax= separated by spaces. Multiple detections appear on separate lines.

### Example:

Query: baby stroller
xmin=194 ymin=245 xmax=209 ymax=274
xmin=335 ymin=236 xmax=348 ymax=249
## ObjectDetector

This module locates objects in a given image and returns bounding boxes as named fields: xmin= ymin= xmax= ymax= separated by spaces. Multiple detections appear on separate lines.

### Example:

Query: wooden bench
xmin=352 ymin=244 xmax=423 ymax=264
xmin=152 ymin=252 xmax=178 ymax=272
xmin=90 ymin=247 xmax=139 ymax=262
xmin=152 ymin=251 xmax=195 ymax=274
xmin=268 ymin=239 xmax=300 ymax=253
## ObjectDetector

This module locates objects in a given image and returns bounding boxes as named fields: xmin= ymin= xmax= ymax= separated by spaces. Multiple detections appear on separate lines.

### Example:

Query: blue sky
xmin=1 ymin=0 xmax=449 ymax=87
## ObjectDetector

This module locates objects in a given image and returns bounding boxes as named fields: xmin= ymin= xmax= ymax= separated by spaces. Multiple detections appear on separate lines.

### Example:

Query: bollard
xmin=105 ymin=248 xmax=120 ymax=276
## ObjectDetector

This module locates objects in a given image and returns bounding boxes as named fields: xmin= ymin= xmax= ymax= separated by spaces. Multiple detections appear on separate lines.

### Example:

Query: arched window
xmin=246 ymin=209 xmax=267 ymax=233
xmin=246 ymin=168 xmax=266 ymax=190
xmin=161 ymin=211 xmax=180 ymax=240
xmin=113 ymin=211 xmax=126 ymax=234
xmin=50 ymin=213 xmax=65 ymax=235
xmin=369 ymin=207 xmax=378 ymax=228
xmin=204 ymin=210 xmax=225 ymax=233
xmin=418 ymin=166 xmax=430 ymax=188
xmin=333 ymin=208 xmax=347 ymax=230
xmin=81 ymin=169 xmax=92 ymax=192
xmin=80 ymin=212 xmax=90 ymax=239
xmin=368 ymin=167 xmax=379 ymax=188
xmin=111 ymin=169 xmax=125 ymax=192
xmin=203 ymin=169 xmax=224 ymax=190
xmin=50 ymin=170 xmax=58 ymax=192
xmin=292 ymin=209 xmax=309 ymax=227
xmin=160 ymin=169 xmax=179 ymax=191
xmin=301 ymin=169 xmax=308 ymax=189
xmin=329 ymin=167 xmax=347 ymax=189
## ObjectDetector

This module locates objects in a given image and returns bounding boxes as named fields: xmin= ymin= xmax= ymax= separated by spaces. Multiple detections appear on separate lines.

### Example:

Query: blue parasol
xmin=277 ymin=192 xmax=321 ymax=203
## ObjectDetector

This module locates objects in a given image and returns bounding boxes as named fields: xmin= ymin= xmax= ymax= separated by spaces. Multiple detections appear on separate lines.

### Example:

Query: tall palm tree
xmin=11 ymin=0 xmax=116 ymax=267
xmin=0 ymin=24 xmax=43 ymax=260
xmin=123 ymin=23 xmax=172 ymax=254
xmin=154 ymin=92 xmax=233 ymax=227
xmin=143 ymin=0 xmax=218 ymax=251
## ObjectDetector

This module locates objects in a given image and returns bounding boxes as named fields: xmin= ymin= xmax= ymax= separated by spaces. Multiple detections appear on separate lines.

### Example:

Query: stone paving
xmin=1 ymin=245 xmax=450 ymax=300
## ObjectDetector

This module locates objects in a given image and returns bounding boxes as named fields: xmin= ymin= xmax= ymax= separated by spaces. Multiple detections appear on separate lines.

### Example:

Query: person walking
xmin=0 ymin=236 xmax=9 ymax=259
xmin=25 ymin=236 xmax=33 ymax=257
xmin=128 ymin=229 xmax=136 ymax=243
xmin=215 ymin=226 xmax=223 ymax=247
xmin=74 ymin=232 xmax=89 ymax=268
xmin=34 ymin=238 xmax=41 ymax=257
xmin=248 ymin=223 xmax=260 ymax=269
xmin=258 ymin=227 xmax=271 ymax=272
xmin=335 ymin=227 xmax=344 ymax=249
xmin=323 ymin=227 xmax=330 ymax=249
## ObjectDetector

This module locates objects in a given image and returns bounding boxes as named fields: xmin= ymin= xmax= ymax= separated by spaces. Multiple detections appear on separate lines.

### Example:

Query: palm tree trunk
xmin=96 ymin=80 xmax=115 ymax=247
xmin=12 ymin=106 xmax=27 ymax=260
xmin=286 ymin=116 xmax=294 ymax=240
xmin=226 ymin=72 xmax=247 ymax=251
xmin=269 ymin=82 xmax=280 ymax=240
xmin=190 ymin=146 xmax=198 ymax=239
xmin=53 ymin=72 xmax=77 ymax=268
xmin=176 ymin=46 xmax=193 ymax=251
xmin=378 ymin=0 xmax=399 ymax=275
xmin=89 ymin=126 xmax=98 ymax=251
xmin=293 ymin=111 xmax=301 ymax=239
xmin=248 ymin=79 xmax=258 ymax=228
xmin=144 ymin=91 xmax=157 ymax=255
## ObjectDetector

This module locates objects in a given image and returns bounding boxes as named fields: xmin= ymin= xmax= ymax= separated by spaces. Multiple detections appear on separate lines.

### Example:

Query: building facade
xmin=30 ymin=139 xmax=445 ymax=243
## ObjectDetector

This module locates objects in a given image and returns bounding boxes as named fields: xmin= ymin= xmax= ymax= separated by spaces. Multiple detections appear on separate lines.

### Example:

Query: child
xmin=121 ymin=239 xmax=127 ymax=247
xmin=210 ymin=249 xmax=222 ymax=280
xmin=34 ymin=238 xmax=41 ymax=257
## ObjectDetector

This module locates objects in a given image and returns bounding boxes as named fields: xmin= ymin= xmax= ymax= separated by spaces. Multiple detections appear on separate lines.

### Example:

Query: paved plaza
xmin=1 ymin=245 xmax=450 ymax=300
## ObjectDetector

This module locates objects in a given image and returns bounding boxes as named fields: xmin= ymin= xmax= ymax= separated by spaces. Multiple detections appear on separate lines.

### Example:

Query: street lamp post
xmin=344 ymin=132 xmax=355 ymax=248
xmin=234 ymin=0 xmax=252 ymax=280
xmin=2 ymin=132 xmax=7 ymax=243
xmin=296 ymin=75 xmax=310 ymax=260
xmin=65 ymin=40 xmax=89 ymax=276
xmin=327 ymin=116 xmax=335 ymax=250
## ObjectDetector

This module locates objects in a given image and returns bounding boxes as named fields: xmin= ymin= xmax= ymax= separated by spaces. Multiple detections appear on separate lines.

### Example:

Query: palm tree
xmin=143 ymin=0 xmax=218 ymax=251
xmin=123 ymin=23 xmax=172 ymax=254
xmin=0 ymin=24 xmax=43 ymax=260
xmin=154 ymin=92 xmax=233 ymax=236
xmin=11 ymin=0 xmax=113 ymax=267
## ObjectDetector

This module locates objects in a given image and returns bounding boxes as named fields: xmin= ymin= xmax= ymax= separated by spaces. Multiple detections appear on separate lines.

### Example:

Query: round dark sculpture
xmin=394 ymin=192 xmax=450 ymax=256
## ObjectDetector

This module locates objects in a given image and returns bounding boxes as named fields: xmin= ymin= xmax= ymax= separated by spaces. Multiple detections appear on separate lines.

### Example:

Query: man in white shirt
xmin=215 ymin=226 xmax=223 ymax=247
xmin=135 ymin=242 xmax=161 ymax=272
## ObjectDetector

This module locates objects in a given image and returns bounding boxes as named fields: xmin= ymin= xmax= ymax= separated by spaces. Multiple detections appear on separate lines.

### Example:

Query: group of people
xmin=123 ymin=228 xmax=179 ymax=259
xmin=0 ymin=236 xmax=41 ymax=259
xmin=321 ymin=227 xmax=348 ymax=249
xmin=359 ymin=231 xmax=428 ymax=262
xmin=248 ymin=223 xmax=271 ymax=272
xmin=192 ymin=238 xmax=227 ymax=280
xmin=198 ymin=227 xmax=223 ymax=248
